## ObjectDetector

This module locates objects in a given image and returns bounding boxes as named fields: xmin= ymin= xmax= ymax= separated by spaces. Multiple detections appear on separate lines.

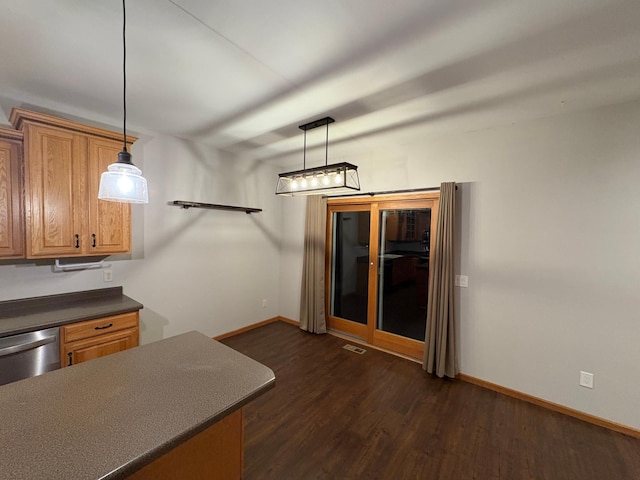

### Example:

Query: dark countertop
xmin=0 ymin=287 xmax=143 ymax=337
xmin=0 ymin=330 xmax=276 ymax=480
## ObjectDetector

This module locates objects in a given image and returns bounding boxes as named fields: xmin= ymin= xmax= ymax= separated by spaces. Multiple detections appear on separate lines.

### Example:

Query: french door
xmin=326 ymin=193 xmax=439 ymax=358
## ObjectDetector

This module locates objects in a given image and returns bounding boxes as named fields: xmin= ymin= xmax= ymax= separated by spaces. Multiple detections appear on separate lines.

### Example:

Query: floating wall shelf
xmin=169 ymin=200 xmax=262 ymax=214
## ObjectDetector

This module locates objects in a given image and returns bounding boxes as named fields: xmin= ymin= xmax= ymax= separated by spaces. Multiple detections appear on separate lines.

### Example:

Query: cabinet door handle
xmin=74 ymin=234 xmax=80 ymax=248
xmin=94 ymin=323 xmax=113 ymax=330
xmin=92 ymin=233 xmax=96 ymax=248
xmin=67 ymin=352 xmax=73 ymax=366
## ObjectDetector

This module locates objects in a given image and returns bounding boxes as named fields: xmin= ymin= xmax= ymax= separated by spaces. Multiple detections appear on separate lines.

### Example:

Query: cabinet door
xmin=87 ymin=138 xmax=131 ymax=254
xmin=62 ymin=327 xmax=139 ymax=367
xmin=24 ymin=124 xmax=86 ymax=257
xmin=0 ymin=135 xmax=24 ymax=258
xmin=127 ymin=409 xmax=243 ymax=480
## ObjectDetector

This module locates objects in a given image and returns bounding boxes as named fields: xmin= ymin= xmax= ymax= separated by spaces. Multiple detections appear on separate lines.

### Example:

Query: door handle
xmin=74 ymin=234 xmax=80 ymax=248
xmin=91 ymin=233 xmax=96 ymax=248
xmin=0 ymin=336 xmax=56 ymax=358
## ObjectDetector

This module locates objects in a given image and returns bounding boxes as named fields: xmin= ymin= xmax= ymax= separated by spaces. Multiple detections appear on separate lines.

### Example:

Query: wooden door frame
xmin=326 ymin=192 xmax=440 ymax=359
xmin=325 ymin=203 xmax=372 ymax=340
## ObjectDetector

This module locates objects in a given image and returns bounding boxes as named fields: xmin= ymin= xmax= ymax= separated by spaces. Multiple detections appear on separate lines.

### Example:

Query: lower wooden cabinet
xmin=61 ymin=311 xmax=139 ymax=367
xmin=126 ymin=409 xmax=243 ymax=480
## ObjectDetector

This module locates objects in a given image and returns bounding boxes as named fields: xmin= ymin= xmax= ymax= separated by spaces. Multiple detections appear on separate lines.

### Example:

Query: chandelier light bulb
xmin=117 ymin=174 xmax=134 ymax=194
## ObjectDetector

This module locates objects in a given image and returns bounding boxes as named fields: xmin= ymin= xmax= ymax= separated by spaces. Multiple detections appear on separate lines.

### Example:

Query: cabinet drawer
xmin=62 ymin=312 xmax=138 ymax=343
xmin=62 ymin=328 xmax=139 ymax=367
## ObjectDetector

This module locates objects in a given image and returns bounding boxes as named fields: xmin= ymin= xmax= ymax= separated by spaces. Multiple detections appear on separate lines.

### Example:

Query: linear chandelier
xmin=275 ymin=117 xmax=360 ymax=196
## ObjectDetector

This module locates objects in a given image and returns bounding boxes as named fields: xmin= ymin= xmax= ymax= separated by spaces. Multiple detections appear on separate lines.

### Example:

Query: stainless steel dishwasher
xmin=0 ymin=327 xmax=60 ymax=387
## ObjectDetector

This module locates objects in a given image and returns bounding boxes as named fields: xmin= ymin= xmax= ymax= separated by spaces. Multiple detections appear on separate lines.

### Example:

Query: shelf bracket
xmin=169 ymin=200 xmax=262 ymax=214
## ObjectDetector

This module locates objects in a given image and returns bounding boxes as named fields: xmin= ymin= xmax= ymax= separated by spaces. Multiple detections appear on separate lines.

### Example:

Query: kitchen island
xmin=0 ymin=330 xmax=275 ymax=479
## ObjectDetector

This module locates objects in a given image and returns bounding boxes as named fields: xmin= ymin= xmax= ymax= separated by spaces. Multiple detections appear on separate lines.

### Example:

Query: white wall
xmin=0 ymin=104 xmax=283 ymax=345
xmin=279 ymin=100 xmax=640 ymax=430
xmin=119 ymin=136 xmax=283 ymax=343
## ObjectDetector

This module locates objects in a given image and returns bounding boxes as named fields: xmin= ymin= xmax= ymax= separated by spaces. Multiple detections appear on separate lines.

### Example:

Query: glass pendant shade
xmin=98 ymin=151 xmax=148 ymax=203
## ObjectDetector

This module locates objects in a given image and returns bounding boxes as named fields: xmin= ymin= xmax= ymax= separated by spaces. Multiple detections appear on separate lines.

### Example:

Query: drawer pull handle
xmin=74 ymin=234 xmax=80 ymax=248
xmin=67 ymin=352 xmax=73 ymax=366
xmin=94 ymin=323 xmax=114 ymax=330
xmin=92 ymin=233 xmax=96 ymax=248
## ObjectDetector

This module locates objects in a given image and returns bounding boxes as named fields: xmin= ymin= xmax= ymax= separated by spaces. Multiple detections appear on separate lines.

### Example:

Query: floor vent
xmin=343 ymin=344 xmax=367 ymax=355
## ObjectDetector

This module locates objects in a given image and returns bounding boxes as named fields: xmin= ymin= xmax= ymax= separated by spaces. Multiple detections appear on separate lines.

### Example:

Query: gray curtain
xmin=299 ymin=196 xmax=328 ymax=334
xmin=423 ymin=182 xmax=457 ymax=378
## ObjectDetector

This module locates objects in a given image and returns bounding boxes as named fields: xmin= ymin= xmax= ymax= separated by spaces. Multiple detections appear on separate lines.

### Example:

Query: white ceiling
xmin=2 ymin=0 xmax=640 ymax=165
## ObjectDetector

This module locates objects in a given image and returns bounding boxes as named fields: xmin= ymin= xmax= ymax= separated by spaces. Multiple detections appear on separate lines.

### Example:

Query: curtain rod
xmin=326 ymin=185 xmax=456 ymax=199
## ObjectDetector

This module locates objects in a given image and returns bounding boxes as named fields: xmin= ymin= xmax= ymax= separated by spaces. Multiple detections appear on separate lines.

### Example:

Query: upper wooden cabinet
xmin=0 ymin=128 xmax=24 ymax=258
xmin=9 ymin=108 xmax=136 ymax=258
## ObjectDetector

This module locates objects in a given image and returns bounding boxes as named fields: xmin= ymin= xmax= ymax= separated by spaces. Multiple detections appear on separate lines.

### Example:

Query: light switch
xmin=455 ymin=275 xmax=469 ymax=287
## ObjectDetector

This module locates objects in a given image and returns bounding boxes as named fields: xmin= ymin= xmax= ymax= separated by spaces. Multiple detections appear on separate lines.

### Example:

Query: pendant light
xmin=98 ymin=0 xmax=148 ymax=204
xmin=275 ymin=117 xmax=360 ymax=196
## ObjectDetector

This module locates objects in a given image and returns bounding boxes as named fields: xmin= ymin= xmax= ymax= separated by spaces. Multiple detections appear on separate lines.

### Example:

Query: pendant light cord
xmin=122 ymin=0 xmax=127 ymax=153
xmin=325 ymin=122 xmax=329 ymax=166
xmin=303 ymin=129 xmax=307 ymax=170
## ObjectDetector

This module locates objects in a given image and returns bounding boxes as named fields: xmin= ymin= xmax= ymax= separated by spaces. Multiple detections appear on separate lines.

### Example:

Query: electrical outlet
xmin=455 ymin=275 xmax=469 ymax=287
xmin=262 ymin=299 xmax=268 ymax=308
xmin=103 ymin=269 xmax=113 ymax=283
xmin=579 ymin=371 xmax=594 ymax=389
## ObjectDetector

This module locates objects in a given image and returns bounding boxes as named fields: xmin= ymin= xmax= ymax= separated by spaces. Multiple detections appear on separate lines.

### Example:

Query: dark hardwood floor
xmin=221 ymin=322 xmax=640 ymax=480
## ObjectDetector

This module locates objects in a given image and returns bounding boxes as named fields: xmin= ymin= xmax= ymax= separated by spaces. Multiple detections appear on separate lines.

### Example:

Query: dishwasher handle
xmin=0 ymin=336 xmax=57 ymax=358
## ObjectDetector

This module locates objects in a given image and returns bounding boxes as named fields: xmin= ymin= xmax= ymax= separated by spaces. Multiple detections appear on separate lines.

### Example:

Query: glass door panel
xmin=329 ymin=210 xmax=371 ymax=325
xmin=326 ymin=193 xmax=439 ymax=359
xmin=376 ymin=208 xmax=431 ymax=341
